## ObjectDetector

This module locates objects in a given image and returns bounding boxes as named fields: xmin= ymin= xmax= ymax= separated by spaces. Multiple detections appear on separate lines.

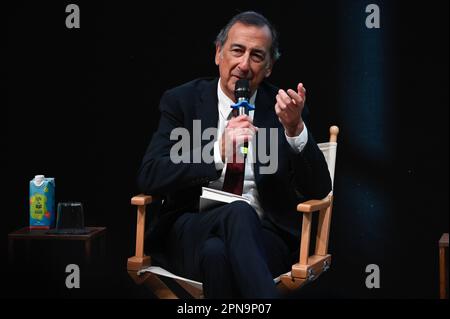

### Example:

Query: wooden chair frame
xmin=127 ymin=126 xmax=339 ymax=298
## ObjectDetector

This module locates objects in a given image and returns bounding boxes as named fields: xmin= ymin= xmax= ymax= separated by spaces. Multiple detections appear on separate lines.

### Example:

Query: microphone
xmin=232 ymin=79 xmax=255 ymax=116
xmin=231 ymin=79 xmax=255 ymax=157
xmin=235 ymin=79 xmax=251 ymax=115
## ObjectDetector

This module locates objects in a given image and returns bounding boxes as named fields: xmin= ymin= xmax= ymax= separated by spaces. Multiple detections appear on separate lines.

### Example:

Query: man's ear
xmin=215 ymin=44 xmax=222 ymax=66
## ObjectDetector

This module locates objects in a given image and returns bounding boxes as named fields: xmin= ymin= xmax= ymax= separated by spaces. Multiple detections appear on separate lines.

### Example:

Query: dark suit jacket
xmin=138 ymin=78 xmax=331 ymax=252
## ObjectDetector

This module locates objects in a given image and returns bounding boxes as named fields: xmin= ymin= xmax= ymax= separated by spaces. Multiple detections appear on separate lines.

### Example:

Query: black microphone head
xmin=235 ymin=79 xmax=250 ymax=101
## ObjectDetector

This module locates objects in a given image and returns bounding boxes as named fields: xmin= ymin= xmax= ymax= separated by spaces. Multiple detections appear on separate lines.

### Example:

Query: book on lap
xmin=199 ymin=187 xmax=250 ymax=212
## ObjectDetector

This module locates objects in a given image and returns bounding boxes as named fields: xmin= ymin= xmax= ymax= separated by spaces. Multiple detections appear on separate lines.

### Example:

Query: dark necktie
xmin=222 ymin=109 xmax=245 ymax=195
xmin=222 ymin=162 xmax=245 ymax=195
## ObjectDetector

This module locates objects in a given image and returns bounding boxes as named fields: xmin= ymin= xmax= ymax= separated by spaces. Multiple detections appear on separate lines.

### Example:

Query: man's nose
xmin=238 ymin=54 xmax=250 ymax=73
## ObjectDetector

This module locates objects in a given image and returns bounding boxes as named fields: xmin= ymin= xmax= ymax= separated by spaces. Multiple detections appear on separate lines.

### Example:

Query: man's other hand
xmin=275 ymin=82 xmax=306 ymax=137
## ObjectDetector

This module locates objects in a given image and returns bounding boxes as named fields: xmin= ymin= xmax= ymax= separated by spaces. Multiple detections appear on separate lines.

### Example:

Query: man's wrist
xmin=285 ymin=124 xmax=308 ymax=154
xmin=285 ymin=121 xmax=304 ymax=137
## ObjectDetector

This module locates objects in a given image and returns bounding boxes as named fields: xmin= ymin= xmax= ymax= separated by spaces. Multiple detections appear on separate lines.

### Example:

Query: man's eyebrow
xmin=230 ymin=43 xmax=245 ymax=49
xmin=230 ymin=43 xmax=267 ymax=55
xmin=252 ymin=48 xmax=266 ymax=55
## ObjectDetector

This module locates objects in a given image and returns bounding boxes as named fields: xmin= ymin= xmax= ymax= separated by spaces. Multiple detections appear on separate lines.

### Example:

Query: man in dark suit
xmin=137 ymin=11 xmax=331 ymax=298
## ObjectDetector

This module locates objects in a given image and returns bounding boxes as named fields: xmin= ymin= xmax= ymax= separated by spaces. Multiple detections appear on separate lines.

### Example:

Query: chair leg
xmin=440 ymin=246 xmax=447 ymax=299
xmin=128 ymin=271 xmax=178 ymax=299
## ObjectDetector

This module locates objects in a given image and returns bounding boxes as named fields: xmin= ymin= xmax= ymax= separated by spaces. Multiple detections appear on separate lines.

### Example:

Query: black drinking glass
xmin=56 ymin=202 xmax=84 ymax=230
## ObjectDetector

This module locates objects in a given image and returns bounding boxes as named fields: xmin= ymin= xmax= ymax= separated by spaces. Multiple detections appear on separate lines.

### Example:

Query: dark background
xmin=4 ymin=0 xmax=448 ymax=299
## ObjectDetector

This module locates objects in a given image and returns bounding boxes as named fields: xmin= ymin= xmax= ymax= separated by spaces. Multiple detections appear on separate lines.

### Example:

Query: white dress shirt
xmin=209 ymin=80 xmax=308 ymax=219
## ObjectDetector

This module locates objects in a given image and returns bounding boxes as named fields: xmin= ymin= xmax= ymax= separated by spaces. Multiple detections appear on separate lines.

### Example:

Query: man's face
xmin=215 ymin=22 xmax=273 ymax=101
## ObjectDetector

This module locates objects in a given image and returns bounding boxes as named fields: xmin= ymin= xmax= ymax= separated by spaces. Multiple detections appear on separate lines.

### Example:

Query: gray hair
xmin=215 ymin=11 xmax=281 ymax=63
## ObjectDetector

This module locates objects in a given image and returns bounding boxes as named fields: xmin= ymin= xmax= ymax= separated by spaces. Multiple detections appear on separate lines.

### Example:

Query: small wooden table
xmin=439 ymin=233 xmax=448 ymax=299
xmin=8 ymin=226 xmax=107 ymax=266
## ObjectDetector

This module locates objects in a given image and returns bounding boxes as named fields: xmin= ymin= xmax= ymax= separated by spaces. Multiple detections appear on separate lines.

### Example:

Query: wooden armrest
xmin=297 ymin=198 xmax=331 ymax=213
xmin=131 ymin=194 xmax=153 ymax=206
xmin=128 ymin=194 xmax=154 ymax=271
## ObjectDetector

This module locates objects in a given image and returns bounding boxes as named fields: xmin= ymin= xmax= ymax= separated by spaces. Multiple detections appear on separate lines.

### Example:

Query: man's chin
xmin=228 ymin=78 xmax=239 ymax=90
xmin=230 ymin=76 xmax=245 ymax=90
xmin=230 ymin=76 xmax=240 ymax=84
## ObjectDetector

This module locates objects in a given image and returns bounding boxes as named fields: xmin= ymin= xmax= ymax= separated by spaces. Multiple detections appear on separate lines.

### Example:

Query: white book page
xmin=199 ymin=187 xmax=250 ymax=211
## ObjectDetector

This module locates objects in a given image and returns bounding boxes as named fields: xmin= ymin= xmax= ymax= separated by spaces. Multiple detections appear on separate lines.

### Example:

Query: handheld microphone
xmin=231 ymin=79 xmax=255 ymax=157
xmin=231 ymin=79 xmax=255 ymax=116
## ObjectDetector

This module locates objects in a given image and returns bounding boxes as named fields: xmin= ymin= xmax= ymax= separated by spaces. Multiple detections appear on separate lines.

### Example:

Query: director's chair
xmin=127 ymin=125 xmax=339 ymax=298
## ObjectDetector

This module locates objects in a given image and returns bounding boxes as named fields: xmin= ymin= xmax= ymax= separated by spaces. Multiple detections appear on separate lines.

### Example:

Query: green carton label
xmin=30 ymin=193 xmax=47 ymax=220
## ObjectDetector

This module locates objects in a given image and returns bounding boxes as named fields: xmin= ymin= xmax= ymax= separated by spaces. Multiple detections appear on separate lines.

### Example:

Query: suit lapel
xmin=253 ymin=82 xmax=274 ymax=129
xmin=253 ymin=82 xmax=276 ymax=184
xmin=198 ymin=78 xmax=220 ymax=137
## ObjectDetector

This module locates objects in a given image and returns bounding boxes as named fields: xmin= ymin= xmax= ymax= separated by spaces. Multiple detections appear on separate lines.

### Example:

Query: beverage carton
xmin=29 ymin=175 xmax=55 ymax=229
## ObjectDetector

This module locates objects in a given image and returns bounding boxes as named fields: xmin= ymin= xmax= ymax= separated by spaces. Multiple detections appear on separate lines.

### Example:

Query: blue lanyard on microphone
xmin=230 ymin=100 xmax=255 ymax=112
